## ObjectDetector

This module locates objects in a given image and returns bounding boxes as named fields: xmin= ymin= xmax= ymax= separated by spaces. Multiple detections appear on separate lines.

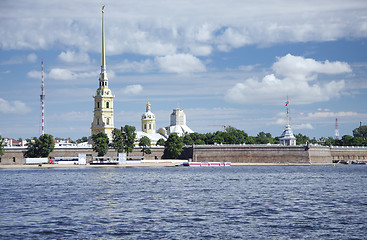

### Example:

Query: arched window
xmin=149 ymin=124 xmax=151 ymax=129
xmin=106 ymin=118 xmax=110 ymax=125
xmin=97 ymin=118 xmax=100 ymax=125
xmin=106 ymin=102 xmax=109 ymax=108
xmin=97 ymin=102 xmax=100 ymax=108
xmin=144 ymin=124 xmax=147 ymax=130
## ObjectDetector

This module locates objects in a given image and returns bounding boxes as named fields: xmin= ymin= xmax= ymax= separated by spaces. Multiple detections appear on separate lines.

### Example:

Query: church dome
xmin=141 ymin=101 xmax=155 ymax=120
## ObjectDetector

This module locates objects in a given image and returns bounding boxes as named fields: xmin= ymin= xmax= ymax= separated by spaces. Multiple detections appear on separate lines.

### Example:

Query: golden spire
xmin=146 ymin=98 xmax=151 ymax=112
xmin=101 ymin=5 xmax=106 ymax=70
xmin=99 ymin=5 xmax=108 ymax=88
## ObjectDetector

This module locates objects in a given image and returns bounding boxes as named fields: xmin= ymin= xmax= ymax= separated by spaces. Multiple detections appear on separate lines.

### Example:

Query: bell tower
xmin=141 ymin=100 xmax=156 ymax=135
xmin=91 ymin=5 xmax=114 ymax=139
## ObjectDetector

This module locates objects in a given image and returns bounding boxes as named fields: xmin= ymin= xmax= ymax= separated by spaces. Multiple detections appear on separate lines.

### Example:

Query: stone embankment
xmin=1 ymin=145 xmax=367 ymax=165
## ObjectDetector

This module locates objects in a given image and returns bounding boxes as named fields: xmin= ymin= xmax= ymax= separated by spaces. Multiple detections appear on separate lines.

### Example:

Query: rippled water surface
xmin=1 ymin=165 xmax=367 ymax=239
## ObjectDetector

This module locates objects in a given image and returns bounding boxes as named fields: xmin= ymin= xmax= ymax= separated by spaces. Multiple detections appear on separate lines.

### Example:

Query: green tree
xmin=163 ymin=133 xmax=184 ymax=159
xmin=24 ymin=134 xmax=55 ymax=158
xmin=139 ymin=136 xmax=151 ymax=156
xmin=194 ymin=139 xmax=206 ymax=145
xmin=92 ymin=132 xmax=109 ymax=156
xmin=111 ymin=128 xmax=124 ymax=155
xmin=224 ymin=127 xmax=247 ymax=144
xmin=341 ymin=135 xmax=354 ymax=146
xmin=256 ymin=131 xmax=273 ymax=144
xmin=353 ymin=125 xmax=367 ymax=140
xmin=183 ymin=134 xmax=194 ymax=145
xmin=156 ymin=138 xmax=166 ymax=146
xmin=122 ymin=125 xmax=136 ymax=156
xmin=76 ymin=136 xmax=88 ymax=143
xmin=0 ymin=136 xmax=5 ymax=156
xmin=38 ymin=134 xmax=55 ymax=157
xmin=245 ymin=136 xmax=256 ymax=144
xmin=295 ymin=133 xmax=310 ymax=145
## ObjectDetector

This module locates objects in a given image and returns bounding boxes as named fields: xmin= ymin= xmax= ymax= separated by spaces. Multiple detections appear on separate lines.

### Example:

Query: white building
xmin=279 ymin=101 xmax=296 ymax=146
xmin=160 ymin=107 xmax=194 ymax=137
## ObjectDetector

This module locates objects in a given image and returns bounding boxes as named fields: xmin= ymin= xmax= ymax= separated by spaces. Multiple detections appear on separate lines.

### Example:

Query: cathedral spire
xmin=101 ymin=5 xmax=106 ymax=70
xmin=99 ymin=5 xmax=108 ymax=88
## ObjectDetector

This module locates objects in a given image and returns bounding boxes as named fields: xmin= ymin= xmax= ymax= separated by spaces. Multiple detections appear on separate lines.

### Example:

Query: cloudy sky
xmin=1 ymin=0 xmax=366 ymax=140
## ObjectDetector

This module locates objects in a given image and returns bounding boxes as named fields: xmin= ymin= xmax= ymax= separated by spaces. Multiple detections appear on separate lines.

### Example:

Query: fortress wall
xmin=190 ymin=145 xmax=310 ymax=164
xmin=308 ymin=147 xmax=333 ymax=164
xmin=3 ymin=145 xmax=367 ymax=165
xmin=0 ymin=148 xmax=26 ymax=164
xmin=1 ymin=147 xmax=165 ymax=165
xmin=330 ymin=147 xmax=367 ymax=162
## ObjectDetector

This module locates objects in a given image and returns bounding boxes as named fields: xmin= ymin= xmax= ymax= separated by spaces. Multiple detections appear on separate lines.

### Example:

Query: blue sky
xmin=1 ymin=0 xmax=367 ymax=140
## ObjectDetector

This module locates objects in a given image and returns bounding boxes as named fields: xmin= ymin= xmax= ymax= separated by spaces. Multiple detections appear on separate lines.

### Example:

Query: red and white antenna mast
xmin=40 ymin=59 xmax=45 ymax=136
xmin=335 ymin=118 xmax=339 ymax=139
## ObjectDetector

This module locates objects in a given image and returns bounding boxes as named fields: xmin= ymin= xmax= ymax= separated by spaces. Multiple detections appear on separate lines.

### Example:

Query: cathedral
xmin=90 ymin=7 xmax=194 ymax=144
xmin=91 ymin=6 xmax=114 ymax=139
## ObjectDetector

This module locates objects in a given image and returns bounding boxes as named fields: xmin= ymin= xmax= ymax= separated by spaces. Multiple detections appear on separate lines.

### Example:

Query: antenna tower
xmin=335 ymin=118 xmax=339 ymax=139
xmin=40 ymin=59 xmax=45 ymax=136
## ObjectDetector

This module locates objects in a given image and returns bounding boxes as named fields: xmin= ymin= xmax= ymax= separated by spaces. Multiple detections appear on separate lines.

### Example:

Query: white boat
xmin=182 ymin=162 xmax=231 ymax=167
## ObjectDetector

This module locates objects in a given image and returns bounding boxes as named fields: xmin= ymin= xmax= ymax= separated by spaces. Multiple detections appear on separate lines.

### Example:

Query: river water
xmin=0 ymin=165 xmax=366 ymax=239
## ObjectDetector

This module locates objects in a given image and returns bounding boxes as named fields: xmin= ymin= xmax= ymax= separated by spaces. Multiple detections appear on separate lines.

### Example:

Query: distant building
xmin=91 ymin=6 xmax=114 ymax=139
xmin=279 ymin=99 xmax=296 ymax=146
xmin=136 ymin=101 xmax=166 ymax=146
xmin=159 ymin=107 xmax=194 ymax=137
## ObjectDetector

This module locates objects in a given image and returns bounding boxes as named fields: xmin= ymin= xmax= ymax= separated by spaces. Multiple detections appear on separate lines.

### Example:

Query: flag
xmin=285 ymin=99 xmax=289 ymax=106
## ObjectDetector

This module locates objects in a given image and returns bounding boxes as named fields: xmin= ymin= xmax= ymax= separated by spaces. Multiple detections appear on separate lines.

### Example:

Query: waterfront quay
xmin=1 ymin=145 xmax=367 ymax=166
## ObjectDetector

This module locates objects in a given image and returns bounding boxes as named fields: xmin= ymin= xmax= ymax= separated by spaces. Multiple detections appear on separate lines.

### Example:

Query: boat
xmin=182 ymin=162 xmax=231 ymax=167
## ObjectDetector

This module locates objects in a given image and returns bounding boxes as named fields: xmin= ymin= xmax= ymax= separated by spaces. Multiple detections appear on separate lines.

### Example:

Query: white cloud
xmin=27 ymin=70 xmax=40 ymax=79
xmin=27 ymin=53 xmax=37 ymax=63
xmin=273 ymin=54 xmax=352 ymax=80
xmin=225 ymin=54 xmax=351 ymax=105
xmin=155 ymin=54 xmax=206 ymax=73
xmin=293 ymin=123 xmax=314 ymax=130
xmin=1 ymin=53 xmax=38 ymax=65
xmin=121 ymin=84 xmax=143 ymax=95
xmin=49 ymin=68 xmax=75 ymax=80
xmin=0 ymin=98 xmax=31 ymax=114
xmin=47 ymin=68 xmax=97 ymax=81
xmin=58 ymin=50 xmax=90 ymax=63
xmin=0 ymin=1 xmax=366 ymax=55
xmin=114 ymin=59 xmax=154 ymax=73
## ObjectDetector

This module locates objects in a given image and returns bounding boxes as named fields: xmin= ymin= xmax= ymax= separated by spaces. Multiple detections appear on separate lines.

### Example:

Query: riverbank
xmin=0 ymin=161 xmax=335 ymax=169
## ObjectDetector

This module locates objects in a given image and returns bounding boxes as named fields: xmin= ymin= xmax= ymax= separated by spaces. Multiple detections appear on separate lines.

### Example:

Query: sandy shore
xmin=0 ymin=161 xmax=330 ymax=169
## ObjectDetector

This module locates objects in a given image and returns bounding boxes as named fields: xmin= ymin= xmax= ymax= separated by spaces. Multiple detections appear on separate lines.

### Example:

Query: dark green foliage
xmin=24 ymin=134 xmax=55 ymax=158
xmin=111 ymin=128 xmax=124 ymax=154
xmin=156 ymin=138 xmax=166 ymax=146
xmin=139 ymin=136 xmax=151 ymax=156
xmin=91 ymin=132 xmax=109 ymax=156
xmin=122 ymin=125 xmax=136 ymax=156
xmin=255 ymin=131 xmax=274 ymax=144
xmin=353 ymin=125 xmax=367 ymax=140
xmin=0 ymin=136 xmax=5 ymax=156
xmin=38 ymin=134 xmax=55 ymax=157
xmin=295 ymin=133 xmax=310 ymax=145
xmin=182 ymin=127 xmax=248 ymax=145
xmin=76 ymin=136 xmax=88 ymax=143
xmin=163 ymin=133 xmax=184 ymax=159
xmin=245 ymin=136 xmax=256 ymax=144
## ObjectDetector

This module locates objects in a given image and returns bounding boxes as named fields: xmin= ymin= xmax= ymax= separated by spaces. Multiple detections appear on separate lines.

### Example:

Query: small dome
xmin=142 ymin=111 xmax=155 ymax=120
